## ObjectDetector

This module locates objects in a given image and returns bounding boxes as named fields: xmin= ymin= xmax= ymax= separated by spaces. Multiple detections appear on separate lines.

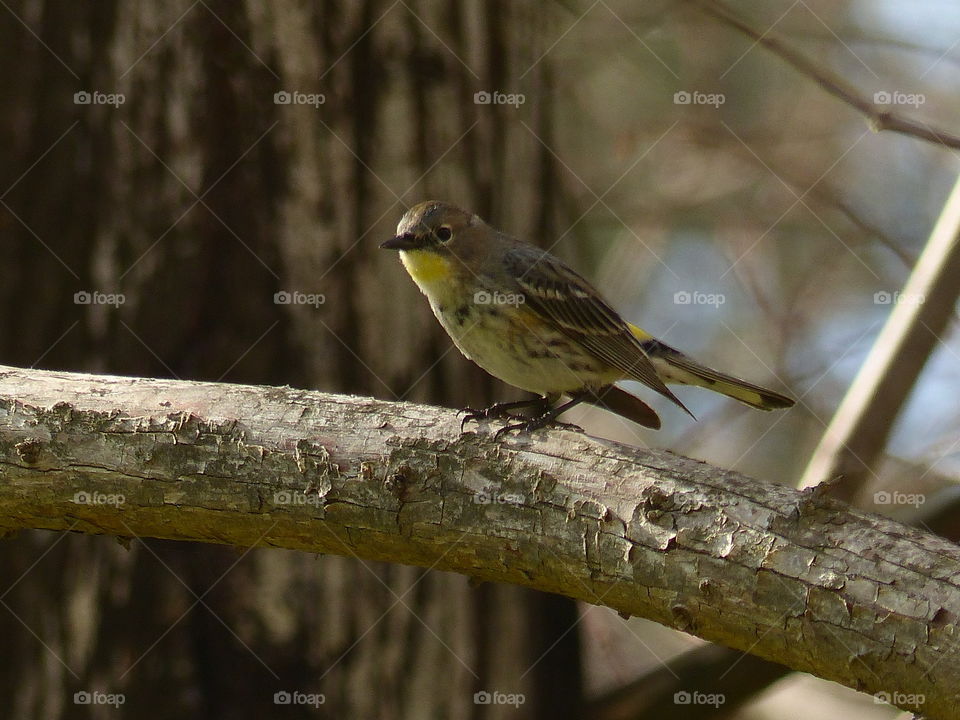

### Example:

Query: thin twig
xmin=693 ymin=0 xmax=960 ymax=151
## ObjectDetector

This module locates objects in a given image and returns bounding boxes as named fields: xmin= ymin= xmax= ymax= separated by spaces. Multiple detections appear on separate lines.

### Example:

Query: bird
xmin=380 ymin=201 xmax=794 ymax=436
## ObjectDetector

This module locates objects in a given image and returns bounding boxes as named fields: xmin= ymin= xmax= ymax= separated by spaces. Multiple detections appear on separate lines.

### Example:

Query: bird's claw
xmin=492 ymin=418 xmax=584 ymax=439
xmin=459 ymin=407 xmax=485 ymax=432
xmin=459 ymin=399 xmax=579 ymax=437
xmin=459 ymin=405 xmax=528 ymax=431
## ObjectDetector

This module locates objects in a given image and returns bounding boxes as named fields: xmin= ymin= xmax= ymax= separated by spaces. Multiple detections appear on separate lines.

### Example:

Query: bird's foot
xmin=492 ymin=414 xmax=583 ymax=439
xmin=461 ymin=396 xmax=585 ymax=437
xmin=459 ymin=406 xmax=527 ymax=432
xmin=459 ymin=399 xmax=548 ymax=432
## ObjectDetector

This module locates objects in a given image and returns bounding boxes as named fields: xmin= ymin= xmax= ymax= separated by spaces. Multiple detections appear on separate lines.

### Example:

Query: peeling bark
xmin=0 ymin=365 xmax=957 ymax=718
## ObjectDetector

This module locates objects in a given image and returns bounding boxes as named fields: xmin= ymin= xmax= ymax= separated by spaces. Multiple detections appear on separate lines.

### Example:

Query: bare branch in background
xmin=588 ymin=645 xmax=787 ymax=720
xmin=693 ymin=0 xmax=960 ymax=151
xmin=800 ymin=173 xmax=960 ymax=497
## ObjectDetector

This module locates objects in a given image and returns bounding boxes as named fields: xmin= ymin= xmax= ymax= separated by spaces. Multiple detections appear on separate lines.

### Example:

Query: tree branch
xmin=800 ymin=172 xmax=960 ymax=496
xmin=588 ymin=645 xmax=787 ymax=720
xmin=0 ymin=365 xmax=957 ymax=718
xmin=590 ymin=488 xmax=960 ymax=719
xmin=693 ymin=0 xmax=960 ymax=151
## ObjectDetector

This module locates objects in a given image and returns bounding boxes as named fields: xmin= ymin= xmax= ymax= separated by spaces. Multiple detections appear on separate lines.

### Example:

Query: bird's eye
xmin=435 ymin=226 xmax=453 ymax=242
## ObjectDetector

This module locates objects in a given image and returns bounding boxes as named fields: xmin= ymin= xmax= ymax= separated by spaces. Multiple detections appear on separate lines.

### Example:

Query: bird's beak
xmin=380 ymin=233 xmax=420 ymax=250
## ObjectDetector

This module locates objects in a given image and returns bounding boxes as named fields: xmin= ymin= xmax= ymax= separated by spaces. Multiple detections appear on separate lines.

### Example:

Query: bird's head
xmin=380 ymin=201 xmax=481 ymax=256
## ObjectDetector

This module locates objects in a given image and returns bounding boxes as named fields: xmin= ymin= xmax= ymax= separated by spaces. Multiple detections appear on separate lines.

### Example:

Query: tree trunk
xmin=0 ymin=2 xmax=571 ymax=718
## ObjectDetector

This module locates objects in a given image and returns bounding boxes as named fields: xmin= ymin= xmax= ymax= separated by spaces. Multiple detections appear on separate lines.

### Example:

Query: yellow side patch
xmin=627 ymin=322 xmax=653 ymax=341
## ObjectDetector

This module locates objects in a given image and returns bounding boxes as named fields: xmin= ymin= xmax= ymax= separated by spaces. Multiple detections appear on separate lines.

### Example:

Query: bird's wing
xmin=503 ymin=247 xmax=689 ymax=413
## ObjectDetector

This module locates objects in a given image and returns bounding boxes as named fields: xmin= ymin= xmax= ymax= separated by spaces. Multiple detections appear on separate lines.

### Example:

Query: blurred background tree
xmin=0 ymin=1 xmax=957 ymax=718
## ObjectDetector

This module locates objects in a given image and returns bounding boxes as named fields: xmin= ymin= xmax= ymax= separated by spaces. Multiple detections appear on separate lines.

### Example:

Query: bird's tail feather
xmin=660 ymin=356 xmax=795 ymax=410
xmin=627 ymin=323 xmax=794 ymax=411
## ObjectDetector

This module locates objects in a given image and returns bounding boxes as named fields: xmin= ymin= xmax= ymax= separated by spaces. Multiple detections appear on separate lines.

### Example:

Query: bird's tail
xmin=628 ymin=324 xmax=794 ymax=411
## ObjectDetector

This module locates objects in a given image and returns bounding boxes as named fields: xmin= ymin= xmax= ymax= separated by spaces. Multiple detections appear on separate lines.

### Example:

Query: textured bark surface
xmin=0 ymin=365 xmax=957 ymax=717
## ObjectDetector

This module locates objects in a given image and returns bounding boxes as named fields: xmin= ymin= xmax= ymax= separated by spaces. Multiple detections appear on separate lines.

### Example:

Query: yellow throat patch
xmin=400 ymin=249 xmax=453 ymax=288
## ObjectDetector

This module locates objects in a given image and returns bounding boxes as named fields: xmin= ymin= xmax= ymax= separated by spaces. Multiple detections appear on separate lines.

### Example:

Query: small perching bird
xmin=381 ymin=201 xmax=794 ymax=436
